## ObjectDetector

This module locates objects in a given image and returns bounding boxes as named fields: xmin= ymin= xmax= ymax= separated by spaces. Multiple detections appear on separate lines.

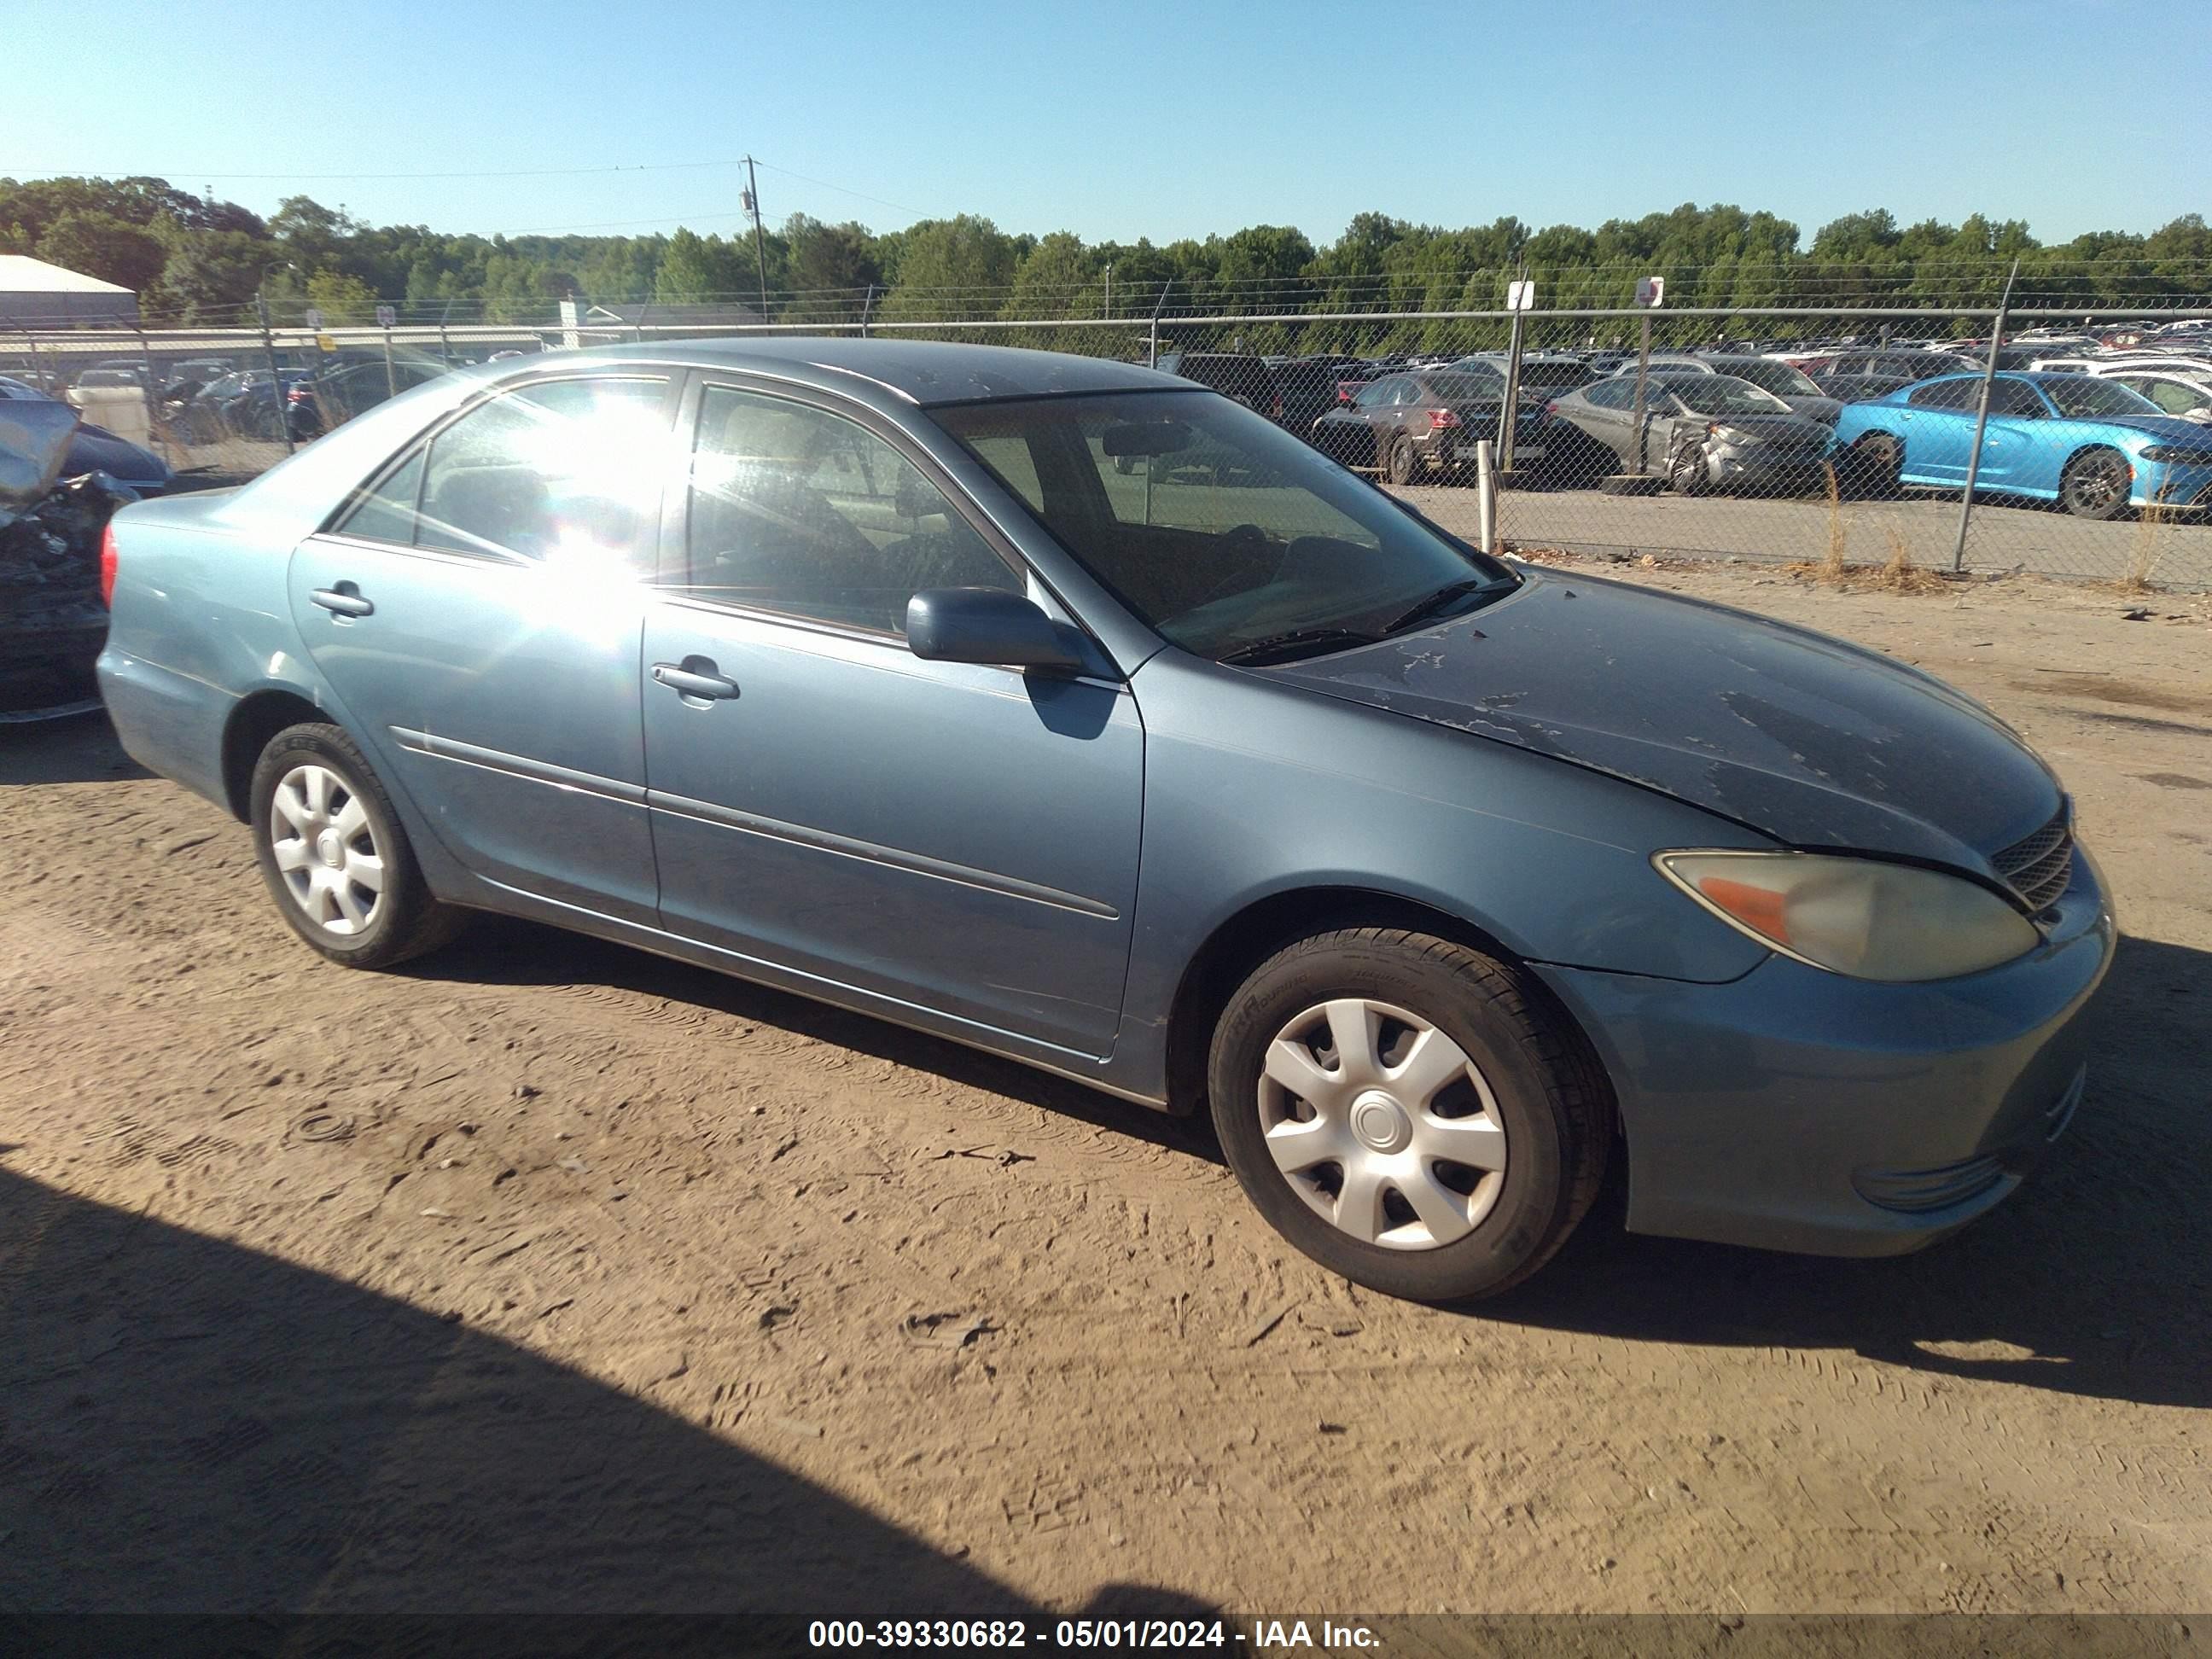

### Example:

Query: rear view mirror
xmin=1101 ymin=419 xmax=1194 ymax=458
xmin=906 ymin=588 xmax=1088 ymax=676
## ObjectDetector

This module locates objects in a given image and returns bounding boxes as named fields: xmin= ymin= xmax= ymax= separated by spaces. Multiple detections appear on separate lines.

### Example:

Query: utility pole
xmin=742 ymin=156 xmax=770 ymax=317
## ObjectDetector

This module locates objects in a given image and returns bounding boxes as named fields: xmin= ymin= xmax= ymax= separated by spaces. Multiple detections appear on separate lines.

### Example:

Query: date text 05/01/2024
xmin=806 ymin=1619 xmax=1381 ymax=1650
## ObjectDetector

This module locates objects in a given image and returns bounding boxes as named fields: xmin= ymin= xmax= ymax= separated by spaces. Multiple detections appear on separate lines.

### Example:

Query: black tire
xmin=247 ymin=722 xmax=466 ymax=969
xmin=1853 ymin=432 xmax=1903 ymax=498
xmin=1207 ymin=928 xmax=1611 ymax=1303
xmin=1387 ymin=434 xmax=1416 ymax=486
xmin=2059 ymin=446 xmax=2133 ymax=520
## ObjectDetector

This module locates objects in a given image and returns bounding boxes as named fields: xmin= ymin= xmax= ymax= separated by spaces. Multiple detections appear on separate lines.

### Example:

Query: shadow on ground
xmin=0 ymin=712 xmax=150 ymax=788
xmin=1494 ymin=934 xmax=2212 ymax=1410
xmin=0 ymin=1161 xmax=1210 ymax=1619
xmin=409 ymin=912 xmax=1224 ymax=1168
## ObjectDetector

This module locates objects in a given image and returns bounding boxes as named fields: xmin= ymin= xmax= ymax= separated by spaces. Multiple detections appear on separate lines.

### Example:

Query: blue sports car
xmin=1831 ymin=370 xmax=2212 ymax=517
xmin=95 ymin=340 xmax=2113 ymax=1302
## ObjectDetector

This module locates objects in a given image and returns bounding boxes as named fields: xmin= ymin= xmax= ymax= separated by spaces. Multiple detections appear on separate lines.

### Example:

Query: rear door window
xmin=414 ymin=377 xmax=671 ymax=569
xmin=1907 ymin=378 xmax=1979 ymax=411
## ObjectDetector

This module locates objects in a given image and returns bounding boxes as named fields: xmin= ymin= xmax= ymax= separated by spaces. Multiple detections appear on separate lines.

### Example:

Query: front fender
xmin=1101 ymin=652 xmax=1774 ymax=1100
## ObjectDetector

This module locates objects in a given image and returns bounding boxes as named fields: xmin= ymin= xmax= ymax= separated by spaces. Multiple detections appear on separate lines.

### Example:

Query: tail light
xmin=1545 ymin=400 xmax=1560 ymax=416
xmin=287 ymin=386 xmax=311 ymax=403
xmin=99 ymin=521 xmax=118 ymax=607
xmin=1429 ymin=408 xmax=1461 ymax=429
xmin=1271 ymin=390 xmax=1284 ymax=418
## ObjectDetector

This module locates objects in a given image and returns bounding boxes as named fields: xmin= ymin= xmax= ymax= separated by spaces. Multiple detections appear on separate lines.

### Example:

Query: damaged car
xmin=1552 ymin=370 xmax=1839 ymax=495
xmin=2 ymin=399 xmax=140 ymax=720
xmin=96 ymin=340 xmax=2113 ymax=1301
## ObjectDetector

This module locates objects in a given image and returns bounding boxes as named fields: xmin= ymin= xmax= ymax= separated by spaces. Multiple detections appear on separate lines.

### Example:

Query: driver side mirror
xmin=905 ymin=588 xmax=1089 ymax=676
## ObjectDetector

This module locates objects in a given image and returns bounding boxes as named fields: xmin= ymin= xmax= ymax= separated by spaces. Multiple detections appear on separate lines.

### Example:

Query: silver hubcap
xmin=269 ymin=763 xmax=383 ymax=936
xmin=1257 ymin=998 xmax=1508 ymax=1251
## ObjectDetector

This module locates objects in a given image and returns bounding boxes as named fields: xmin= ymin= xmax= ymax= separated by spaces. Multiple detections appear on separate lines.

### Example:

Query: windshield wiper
xmin=1380 ymin=576 xmax=1511 ymax=637
xmin=1215 ymin=626 xmax=1382 ymax=667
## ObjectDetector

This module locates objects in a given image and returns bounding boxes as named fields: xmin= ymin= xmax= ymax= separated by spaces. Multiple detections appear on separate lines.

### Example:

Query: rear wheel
xmin=1207 ymin=928 xmax=1610 ymax=1303
xmin=248 ymin=723 xmax=466 ymax=969
xmin=1853 ymin=432 xmax=1903 ymax=498
xmin=2059 ymin=447 xmax=2133 ymax=520
xmin=1387 ymin=434 xmax=1416 ymax=486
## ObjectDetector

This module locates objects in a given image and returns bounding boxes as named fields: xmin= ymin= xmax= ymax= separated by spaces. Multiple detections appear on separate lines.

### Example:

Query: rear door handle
xmin=310 ymin=585 xmax=374 ymax=618
xmin=652 ymin=660 xmax=741 ymax=701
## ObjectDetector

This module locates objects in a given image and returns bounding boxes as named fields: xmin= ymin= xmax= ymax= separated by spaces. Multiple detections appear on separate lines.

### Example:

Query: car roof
xmin=573 ymin=337 xmax=1184 ymax=409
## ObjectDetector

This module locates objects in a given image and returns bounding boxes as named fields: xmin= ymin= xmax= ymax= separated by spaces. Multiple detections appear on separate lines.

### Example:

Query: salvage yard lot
xmin=2 ymin=565 xmax=2209 ymax=1615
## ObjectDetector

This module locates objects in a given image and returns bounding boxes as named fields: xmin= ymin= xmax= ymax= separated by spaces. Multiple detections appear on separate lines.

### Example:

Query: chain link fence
xmin=10 ymin=292 xmax=2210 ymax=589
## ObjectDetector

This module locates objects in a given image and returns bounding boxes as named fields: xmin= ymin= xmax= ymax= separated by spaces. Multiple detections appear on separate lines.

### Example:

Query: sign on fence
xmin=1505 ymin=280 xmax=1537 ymax=312
xmin=375 ymin=305 xmax=396 ymax=328
xmin=303 ymin=308 xmax=323 ymax=329
xmin=1635 ymin=276 xmax=1665 ymax=308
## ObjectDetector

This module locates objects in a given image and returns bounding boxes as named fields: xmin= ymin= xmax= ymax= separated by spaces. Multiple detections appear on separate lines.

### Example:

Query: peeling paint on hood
xmin=1268 ymin=571 xmax=2062 ymax=871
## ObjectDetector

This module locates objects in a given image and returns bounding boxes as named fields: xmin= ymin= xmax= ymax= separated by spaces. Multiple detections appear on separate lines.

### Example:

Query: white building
xmin=0 ymin=254 xmax=141 ymax=329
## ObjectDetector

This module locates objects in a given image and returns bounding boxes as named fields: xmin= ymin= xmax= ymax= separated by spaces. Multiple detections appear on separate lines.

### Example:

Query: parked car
xmin=1308 ymin=370 xmax=1599 ymax=485
xmin=1551 ymin=372 xmax=1837 ymax=494
xmin=1272 ymin=356 xmax=1367 ymax=439
xmin=288 ymin=358 xmax=449 ymax=439
xmin=0 ymin=375 xmax=172 ymax=494
xmin=1831 ymin=371 xmax=2212 ymax=517
xmin=1809 ymin=371 xmax=1920 ymax=405
xmin=1642 ymin=354 xmax=1843 ymax=425
xmin=1817 ymin=349 xmax=1981 ymax=381
xmin=97 ymin=339 xmax=2115 ymax=1302
xmin=1445 ymin=353 xmax=1601 ymax=398
xmin=2094 ymin=368 xmax=2212 ymax=422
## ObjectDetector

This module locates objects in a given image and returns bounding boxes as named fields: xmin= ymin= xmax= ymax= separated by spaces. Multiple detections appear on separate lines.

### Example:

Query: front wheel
xmin=2060 ymin=447 xmax=2133 ymax=520
xmin=248 ymin=723 xmax=466 ymax=969
xmin=1207 ymin=928 xmax=1611 ymax=1302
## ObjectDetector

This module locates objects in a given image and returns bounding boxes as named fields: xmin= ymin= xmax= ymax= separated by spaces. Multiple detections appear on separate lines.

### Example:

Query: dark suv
xmin=1156 ymin=352 xmax=1284 ymax=424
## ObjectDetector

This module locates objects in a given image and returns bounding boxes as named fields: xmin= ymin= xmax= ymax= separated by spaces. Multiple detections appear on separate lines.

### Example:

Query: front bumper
xmin=1534 ymin=850 xmax=2116 ymax=1257
xmin=1707 ymin=444 xmax=1833 ymax=488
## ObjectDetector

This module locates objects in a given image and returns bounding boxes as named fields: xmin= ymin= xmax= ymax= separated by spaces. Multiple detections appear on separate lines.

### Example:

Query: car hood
xmin=1780 ymin=394 xmax=1844 ymax=425
xmin=1691 ymin=412 xmax=1831 ymax=444
xmin=2081 ymin=413 xmax=2212 ymax=445
xmin=67 ymin=423 xmax=169 ymax=484
xmin=1267 ymin=572 xmax=2061 ymax=871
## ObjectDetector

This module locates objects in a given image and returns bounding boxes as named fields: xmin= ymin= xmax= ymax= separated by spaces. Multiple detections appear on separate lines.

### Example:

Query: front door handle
xmin=652 ymin=660 xmax=741 ymax=701
xmin=311 ymin=584 xmax=374 ymax=618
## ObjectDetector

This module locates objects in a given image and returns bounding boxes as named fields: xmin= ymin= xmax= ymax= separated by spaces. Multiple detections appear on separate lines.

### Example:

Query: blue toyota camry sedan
xmin=1831 ymin=370 xmax=2212 ymax=516
xmin=96 ymin=340 xmax=2114 ymax=1301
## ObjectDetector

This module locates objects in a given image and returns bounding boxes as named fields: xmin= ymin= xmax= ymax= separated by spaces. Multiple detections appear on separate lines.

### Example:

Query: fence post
xmin=1148 ymin=279 xmax=1173 ymax=370
xmin=1498 ymin=268 xmax=1527 ymax=477
xmin=859 ymin=283 xmax=876 ymax=339
xmin=1474 ymin=439 xmax=1499 ymax=555
xmin=1631 ymin=311 xmax=1653 ymax=473
xmin=134 ymin=325 xmax=172 ymax=466
xmin=258 ymin=292 xmax=295 ymax=457
xmin=1950 ymin=257 xmax=2020 ymax=573
xmin=22 ymin=328 xmax=48 ymax=394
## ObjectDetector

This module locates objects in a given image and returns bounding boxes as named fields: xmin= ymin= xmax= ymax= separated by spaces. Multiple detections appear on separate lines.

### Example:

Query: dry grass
xmin=1781 ymin=516 xmax=1950 ymax=597
xmin=1820 ymin=463 xmax=1849 ymax=583
xmin=2116 ymin=504 xmax=2168 ymax=595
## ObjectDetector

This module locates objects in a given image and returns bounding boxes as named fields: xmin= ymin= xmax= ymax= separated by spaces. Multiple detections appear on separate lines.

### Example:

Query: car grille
xmin=1992 ymin=806 xmax=2075 ymax=915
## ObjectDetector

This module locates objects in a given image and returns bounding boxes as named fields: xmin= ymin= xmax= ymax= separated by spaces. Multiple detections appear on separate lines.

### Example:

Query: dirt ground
xmin=2 ymin=562 xmax=2209 ymax=1619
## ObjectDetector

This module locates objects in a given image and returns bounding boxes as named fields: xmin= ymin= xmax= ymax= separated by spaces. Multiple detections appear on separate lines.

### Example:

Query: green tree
xmin=33 ymin=210 xmax=167 ymax=293
xmin=880 ymin=215 xmax=1018 ymax=320
xmin=304 ymin=268 xmax=378 ymax=324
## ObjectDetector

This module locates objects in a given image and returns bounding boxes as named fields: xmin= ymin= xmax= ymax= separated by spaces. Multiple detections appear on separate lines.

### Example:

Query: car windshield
xmin=1660 ymin=375 xmax=1793 ymax=416
xmin=935 ymin=389 xmax=1516 ymax=661
xmin=2040 ymin=376 xmax=2163 ymax=420
xmin=1724 ymin=360 xmax=1823 ymax=398
xmin=1516 ymin=360 xmax=1592 ymax=388
xmin=1424 ymin=375 xmax=1510 ymax=405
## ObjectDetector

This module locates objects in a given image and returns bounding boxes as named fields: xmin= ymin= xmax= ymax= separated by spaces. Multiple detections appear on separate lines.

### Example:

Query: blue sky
xmin=7 ymin=0 xmax=2203 ymax=247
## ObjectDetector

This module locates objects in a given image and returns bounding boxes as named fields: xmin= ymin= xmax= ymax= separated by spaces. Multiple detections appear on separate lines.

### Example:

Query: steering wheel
xmin=1188 ymin=522 xmax=1279 ymax=609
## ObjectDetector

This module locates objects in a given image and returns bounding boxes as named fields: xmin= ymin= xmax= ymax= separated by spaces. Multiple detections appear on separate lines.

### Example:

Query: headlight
xmin=2141 ymin=444 xmax=2212 ymax=463
xmin=1654 ymin=851 xmax=2040 ymax=981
